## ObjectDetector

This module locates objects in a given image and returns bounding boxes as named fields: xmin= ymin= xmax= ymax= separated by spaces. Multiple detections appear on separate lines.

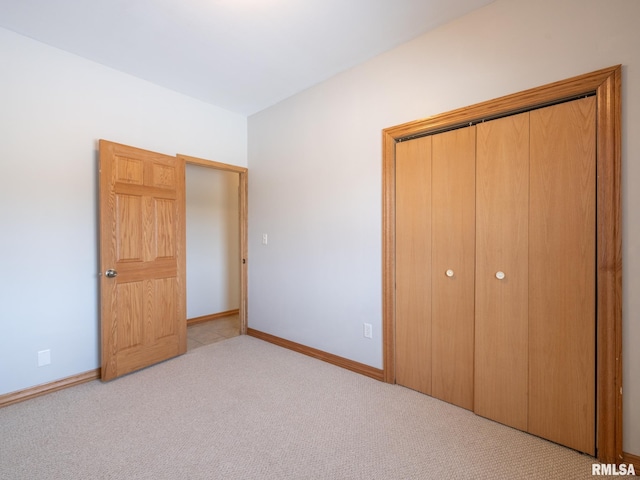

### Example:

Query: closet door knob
xmin=445 ymin=269 xmax=454 ymax=277
xmin=495 ymin=271 xmax=505 ymax=280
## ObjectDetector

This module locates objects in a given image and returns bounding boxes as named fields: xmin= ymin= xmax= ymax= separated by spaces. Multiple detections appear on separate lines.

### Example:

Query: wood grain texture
xmin=395 ymin=136 xmax=432 ymax=395
xmin=155 ymin=277 xmax=179 ymax=338
xmin=381 ymin=65 xmax=621 ymax=463
xmin=116 ymin=194 xmax=142 ymax=261
xmin=430 ymin=127 xmax=476 ymax=411
xmin=383 ymin=66 xmax=620 ymax=141
xmin=594 ymin=69 xmax=623 ymax=464
xmin=0 ymin=370 xmax=100 ymax=408
xmin=247 ymin=328 xmax=384 ymax=381
xmin=178 ymin=154 xmax=249 ymax=335
xmin=99 ymin=140 xmax=187 ymax=381
xmin=155 ymin=198 xmax=176 ymax=258
xmin=238 ymin=170 xmax=248 ymax=335
xmin=382 ymin=131 xmax=397 ymax=383
xmin=528 ymin=98 xmax=596 ymax=455
xmin=623 ymin=453 xmax=640 ymax=472
xmin=474 ymin=112 xmax=530 ymax=431
xmin=187 ymin=309 xmax=240 ymax=326
xmin=177 ymin=153 xmax=248 ymax=174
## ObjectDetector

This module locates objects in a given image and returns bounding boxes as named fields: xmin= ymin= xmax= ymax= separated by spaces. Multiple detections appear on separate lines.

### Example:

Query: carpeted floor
xmin=0 ymin=336 xmax=611 ymax=479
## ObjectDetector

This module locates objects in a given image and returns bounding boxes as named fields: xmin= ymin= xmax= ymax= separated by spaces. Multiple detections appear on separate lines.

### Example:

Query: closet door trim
xmin=381 ymin=65 xmax=622 ymax=463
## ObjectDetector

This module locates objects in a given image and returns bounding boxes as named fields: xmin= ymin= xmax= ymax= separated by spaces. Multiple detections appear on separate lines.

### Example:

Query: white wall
xmin=247 ymin=0 xmax=640 ymax=455
xmin=186 ymin=165 xmax=240 ymax=319
xmin=0 ymin=27 xmax=246 ymax=395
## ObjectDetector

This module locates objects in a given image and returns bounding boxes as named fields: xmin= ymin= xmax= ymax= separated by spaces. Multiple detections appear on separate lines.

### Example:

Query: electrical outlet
xmin=38 ymin=349 xmax=51 ymax=367
xmin=262 ymin=233 xmax=268 ymax=245
xmin=363 ymin=323 xmax=373 ymax=339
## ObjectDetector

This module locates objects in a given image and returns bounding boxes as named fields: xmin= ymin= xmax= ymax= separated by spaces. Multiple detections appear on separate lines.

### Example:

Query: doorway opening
xmin=180 ymin=154 xmax=248 ymax=344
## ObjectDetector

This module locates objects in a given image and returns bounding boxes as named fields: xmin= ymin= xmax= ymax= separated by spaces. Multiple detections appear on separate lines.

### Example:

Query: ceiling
xmin=0 ymin=0 xmax=495 ymax=115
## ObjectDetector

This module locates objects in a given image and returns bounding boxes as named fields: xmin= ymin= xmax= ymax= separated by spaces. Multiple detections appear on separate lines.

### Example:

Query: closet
xmin=396 ymin=127 xmax=475 ymax=410
xmin=394 ymin=96 xmax=596 ymax=455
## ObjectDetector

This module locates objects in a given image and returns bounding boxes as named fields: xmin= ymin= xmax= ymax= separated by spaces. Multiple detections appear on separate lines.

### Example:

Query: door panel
xmin=156 ymin=199 xmax=176 ymax=257
xmin=528 ymin=97 xmax=596 ymax=455
xmin=395 ymin=136 xmax=432 ymax=395
xmin=116 ymin=195 xmax=143 ymax=261
xmin=115 ymin=281 xmax=143 ymax=349
xmin=475 ymin=113 xmax=530 ymax=431
xmin=431 ymin=126 xmax=476 ymax=410
xmin=100 ymin=140 xmax=186 ymax=381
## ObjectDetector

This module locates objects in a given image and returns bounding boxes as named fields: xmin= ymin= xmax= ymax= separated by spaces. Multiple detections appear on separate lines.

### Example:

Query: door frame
xmin=381 ymin=65 xmax=622 ymax=463
xmin=178 ymin=154 xmax=249 ymax=335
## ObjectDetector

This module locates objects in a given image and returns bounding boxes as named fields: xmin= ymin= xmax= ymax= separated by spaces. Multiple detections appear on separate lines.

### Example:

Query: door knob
xmin=495 ymin=271 xmax=505 ymax=280
xmin=446 ymin=269 xmax=454 ymax=277
xmin=105 ymin=269 xmax=118 ymax=278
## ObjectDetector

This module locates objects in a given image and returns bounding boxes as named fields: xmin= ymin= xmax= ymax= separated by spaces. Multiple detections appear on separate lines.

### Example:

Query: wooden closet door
xmin=431 ymin=127 xmax=476 ymax=410
xmin=528 ymin=97 xmax=596 ymax=455
xmin=475 ymin=112 xmax=530 ymax=431
xmin=395 ymin=136 xmax=432 ymax=395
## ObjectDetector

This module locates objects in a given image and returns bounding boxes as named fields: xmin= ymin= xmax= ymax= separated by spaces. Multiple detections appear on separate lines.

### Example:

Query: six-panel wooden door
xmin=99 ymin=140 xmax=187 ymax=381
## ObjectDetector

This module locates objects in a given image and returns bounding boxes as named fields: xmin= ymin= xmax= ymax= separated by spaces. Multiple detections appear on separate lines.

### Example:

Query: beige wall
xmin=248 ymin=0 xmax=640 ymax=455
xmin=186 ymin=165 xmax=240 ymax=319
xmin=0 ymin=26 xmax=247 ymax=396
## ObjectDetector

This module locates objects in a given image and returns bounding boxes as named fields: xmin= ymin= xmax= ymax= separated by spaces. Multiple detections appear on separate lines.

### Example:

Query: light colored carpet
xmin=0 ymin=336 xmax=609 ymax=479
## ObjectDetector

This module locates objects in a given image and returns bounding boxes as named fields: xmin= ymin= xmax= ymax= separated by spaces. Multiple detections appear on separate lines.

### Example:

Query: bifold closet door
xmin=395 ymin=128 xmax=475 ymax=409
xmin=474 ymin=112 xmax=530 ymax=431
xmin=528 ymin=97 xmax=596 ymax=455
xmin=431 ymin=127 xmax=476 ymax=410
xmin=395 ymin=136 xmax=432 ymax=395
xmin=474 ymin=98 xmax=596 ymax=454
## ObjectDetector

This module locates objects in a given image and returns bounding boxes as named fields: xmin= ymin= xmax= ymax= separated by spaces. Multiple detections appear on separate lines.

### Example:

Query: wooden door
xmin=99 ymin=140 xmax=186 ymax=381
xmin=528 ymin=97 xmax=596 ymax=455
xmin=431 ymin=126 xmax=476 ymax=410
xmin=395 ymin=136 xmax=432 ymax=395
xmin=384 ymin=66 xmax=621 ymax=463
xmin=475 ymin=112 xmax=530 ymax=431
